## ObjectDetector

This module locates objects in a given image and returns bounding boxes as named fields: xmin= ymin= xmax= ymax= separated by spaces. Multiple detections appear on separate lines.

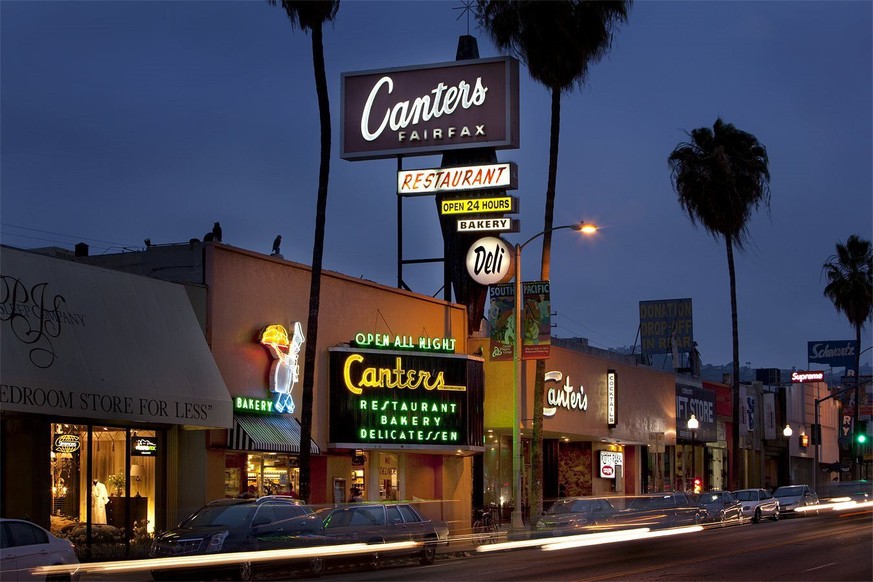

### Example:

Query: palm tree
xmin=822 ymin=234 xmax=873 ymax=479
xmin=668 ymin=118 xmax=771 ymax=491
xmin=269 ymin=0 xmax=340 ymax=503
xmin=477 ymin=0 xmax=631 ymax=524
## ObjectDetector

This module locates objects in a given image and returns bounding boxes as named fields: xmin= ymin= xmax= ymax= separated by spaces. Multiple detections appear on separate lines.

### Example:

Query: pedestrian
xmin=350 ymin=487 xmax=363 ymax=502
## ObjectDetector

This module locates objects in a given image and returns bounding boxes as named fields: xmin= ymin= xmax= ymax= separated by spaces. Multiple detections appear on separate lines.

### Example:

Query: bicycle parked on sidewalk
xmin=472 ymin=506 xmax=499 ymax=545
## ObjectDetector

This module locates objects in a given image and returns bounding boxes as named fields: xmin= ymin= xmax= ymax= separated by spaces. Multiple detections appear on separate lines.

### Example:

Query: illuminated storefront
xmin=470 ymin=335 xmax=676 ymax=513
xmin=0 ymin=246 xmax=233 ymax=550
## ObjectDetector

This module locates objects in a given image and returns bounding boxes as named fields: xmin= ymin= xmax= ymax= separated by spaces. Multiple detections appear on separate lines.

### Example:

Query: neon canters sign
xmin=341 ymin=57 xmax=519 ymax=160
xmin=542 ymin=370 xmax=588 ymax=417
xmin=342 ymin=354 xmax=466 ymax=395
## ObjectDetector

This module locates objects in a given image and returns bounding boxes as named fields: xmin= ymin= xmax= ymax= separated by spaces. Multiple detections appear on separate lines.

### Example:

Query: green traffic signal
xmin=858 ymin=432 xmax=868 ymax=444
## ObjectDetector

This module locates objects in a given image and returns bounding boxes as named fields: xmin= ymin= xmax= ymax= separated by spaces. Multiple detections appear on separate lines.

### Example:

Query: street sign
xmin=456 ymin=217 xmax=519 ymax=233
xmin=440 ymin=196 xmax=517 ymax=215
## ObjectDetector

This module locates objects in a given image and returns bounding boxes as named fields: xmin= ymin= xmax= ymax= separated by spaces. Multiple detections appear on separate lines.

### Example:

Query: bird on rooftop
xmin=212 ymin=222 xmax=223 ymax=242
xmin=144 ymin=238 xmax=152 ymax=248
xmin=271 ymin=235 xmax=282 ymax=256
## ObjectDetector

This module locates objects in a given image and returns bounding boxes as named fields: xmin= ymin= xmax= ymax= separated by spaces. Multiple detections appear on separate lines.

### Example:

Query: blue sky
xmin=2 ymin=1 xmax=871 ymax=371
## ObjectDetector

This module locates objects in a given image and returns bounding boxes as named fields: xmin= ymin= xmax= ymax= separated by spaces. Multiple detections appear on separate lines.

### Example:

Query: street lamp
xmin=510 ymin=221 xmax=596 ymax=530
xmin=687 ymin=414 xmax=699 ymax=493
xmin=783 ymin=424 xmax=793 ymax=437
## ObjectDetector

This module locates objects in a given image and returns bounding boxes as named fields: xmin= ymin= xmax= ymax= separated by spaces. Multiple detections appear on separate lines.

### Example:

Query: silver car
xmin=772 ymin=484 xmax=819 ymax=516
xmin=0 ymin=518 xmax=80 ymax=581
xmin=733 ymin=488 xmax=780 ymax=522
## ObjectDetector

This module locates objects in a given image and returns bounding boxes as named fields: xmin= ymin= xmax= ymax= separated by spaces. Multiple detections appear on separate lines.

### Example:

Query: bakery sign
xmin=328 ymin=347 xmax=484 ymax=450
xmin=341 ymin=56 xmax=519 ymax=160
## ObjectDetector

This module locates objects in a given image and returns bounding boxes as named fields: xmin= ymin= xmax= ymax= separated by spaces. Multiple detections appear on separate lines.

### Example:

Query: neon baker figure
xmin=260 ymin=322 xmax=305 ymax=414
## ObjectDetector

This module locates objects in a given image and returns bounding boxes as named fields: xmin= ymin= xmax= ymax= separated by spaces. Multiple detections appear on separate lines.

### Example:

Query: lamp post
xmin=687 ymin=414 xmax=699 ymax=492
xmin=510 ymin=221 xmax=596 ymax=530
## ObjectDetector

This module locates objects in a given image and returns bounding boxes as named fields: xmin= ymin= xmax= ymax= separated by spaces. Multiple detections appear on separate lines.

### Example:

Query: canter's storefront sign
xmin=328 ymin=347 xmax=483 ymax=450
xmin=341 ymin=57 xmax=519 ymax=160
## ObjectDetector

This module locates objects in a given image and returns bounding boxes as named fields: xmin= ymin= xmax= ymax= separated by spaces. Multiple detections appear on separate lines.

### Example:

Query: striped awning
xmin=228 ymin=414 xmax=320 ymax=454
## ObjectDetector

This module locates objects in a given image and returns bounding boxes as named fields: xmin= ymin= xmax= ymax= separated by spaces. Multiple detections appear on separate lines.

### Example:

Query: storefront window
xmin=50 ymin=424 xmax=158 ymax=535
xmin=225 ymin=452 xmax=299 ymax=498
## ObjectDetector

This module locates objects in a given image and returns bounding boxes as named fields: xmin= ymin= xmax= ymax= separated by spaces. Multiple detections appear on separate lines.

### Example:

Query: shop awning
xmin=0 ymin=247 xmax=233 ymax=429
xmin=228 ymin=414 xmax=321 ymax=454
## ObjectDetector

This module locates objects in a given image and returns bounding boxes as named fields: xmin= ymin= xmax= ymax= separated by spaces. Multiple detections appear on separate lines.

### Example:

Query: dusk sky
xmin=2 ymin=1 xmax=871 ymax=372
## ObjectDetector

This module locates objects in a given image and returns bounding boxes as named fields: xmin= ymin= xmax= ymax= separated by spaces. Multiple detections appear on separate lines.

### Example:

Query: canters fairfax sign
xmin=341 ymin=57 xmax=519 ymax=160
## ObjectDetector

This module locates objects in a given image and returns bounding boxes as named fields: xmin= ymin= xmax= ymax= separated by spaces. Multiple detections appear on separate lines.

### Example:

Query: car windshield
xmin=734 ymin=491 xmax=756 ymax=501
xmin=699 ymin=493 xmax=722 ymax=504
xmin=774 ymin=486 xmax=803 ymax=498
xmin=183 ymin=504 xmax=256 ymax=527
xmin=629 ymin=496 xmax=674 ymax=510
xmin=547 ymin=500 xmax=592 ymax=515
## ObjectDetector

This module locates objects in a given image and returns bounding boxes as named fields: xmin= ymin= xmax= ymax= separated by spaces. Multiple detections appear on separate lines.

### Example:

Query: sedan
xmin=696 ymin=491 xmax=744 ymax=526
xmin=149 ymin=496 xmax=328 ymax=581
xmin=733 ymin=488 xmax=779 ymax=522
xmin=0 ymin=518 xmax=80 ymax=581
xmin=535 ymin=497 xmax=618 ymax=534
xmin=615 ymin=492 xmax=706 ymax=529
xmin=317 ymin=503 xmax=448 ymax=568
xmin=773 ymin=484 xmax=819 ymax=516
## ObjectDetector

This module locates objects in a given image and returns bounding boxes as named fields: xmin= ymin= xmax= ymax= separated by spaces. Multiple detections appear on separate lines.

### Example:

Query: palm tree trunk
xmin=726 ymin=237 xmax=741 ymax=490
xmin=298 ymin=21 xmax=331 ymax=503
xmin=853 ymin=323 xmax=861 ymax=480
xmin=530 ymin=87 xmax=562 ymax=525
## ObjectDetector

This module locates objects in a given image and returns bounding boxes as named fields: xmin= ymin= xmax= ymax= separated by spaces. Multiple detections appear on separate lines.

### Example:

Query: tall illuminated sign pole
xmin=510 ymin=222 xmax=596 ymax=529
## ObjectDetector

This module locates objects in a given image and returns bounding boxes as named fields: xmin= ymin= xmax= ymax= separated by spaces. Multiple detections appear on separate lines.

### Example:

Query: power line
xmin=1 ymin=223 xmax=138 ymax=248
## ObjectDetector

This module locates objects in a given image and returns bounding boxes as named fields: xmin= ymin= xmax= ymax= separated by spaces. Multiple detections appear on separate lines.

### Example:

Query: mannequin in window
xmin=92 ymin=479 xmax=109 ymax=524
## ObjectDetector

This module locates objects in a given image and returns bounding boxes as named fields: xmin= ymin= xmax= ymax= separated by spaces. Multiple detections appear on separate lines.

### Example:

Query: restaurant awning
xmin=0 ymin=247 xmax=233 ymax=429
xmin=228 ymin=414 xmax=320 ymax=454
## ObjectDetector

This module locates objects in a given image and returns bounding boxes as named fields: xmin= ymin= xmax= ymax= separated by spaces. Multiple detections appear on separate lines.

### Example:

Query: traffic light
xmin=856 ymin=421 xmax=869 ymax=445
xmin=693 ymin=478 xmax=702 ymax=494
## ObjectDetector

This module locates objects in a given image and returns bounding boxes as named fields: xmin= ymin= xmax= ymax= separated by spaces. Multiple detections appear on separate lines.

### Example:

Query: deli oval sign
xmin=466 ymin=236 xmax=514 ymax=285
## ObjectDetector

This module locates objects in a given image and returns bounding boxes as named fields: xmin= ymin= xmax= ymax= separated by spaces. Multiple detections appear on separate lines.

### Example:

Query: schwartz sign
xmin=341 ymin=57 xmax=520 ymax=160
xmin=328 ymin=348 xmax=483 ymax=450
xmin=807 ymin=340 xmax=859 ymax=372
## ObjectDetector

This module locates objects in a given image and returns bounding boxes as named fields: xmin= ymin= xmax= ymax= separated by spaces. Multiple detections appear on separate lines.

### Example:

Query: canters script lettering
xmin=342 ymin=354 xmax=466 ymax=395
xmin=360 ymin=76 xmax=488 ymax=141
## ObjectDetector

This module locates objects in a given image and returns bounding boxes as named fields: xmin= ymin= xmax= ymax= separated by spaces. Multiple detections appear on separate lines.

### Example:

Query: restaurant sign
xmin=341 ymin=56 xmax=519 ymax=160
xmin=328 ymin=348 xmax=483 ymax=450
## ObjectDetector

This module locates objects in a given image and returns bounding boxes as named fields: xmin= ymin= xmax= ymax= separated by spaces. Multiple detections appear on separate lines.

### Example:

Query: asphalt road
xmin=80 ymin=508 xmax=872 ymax=582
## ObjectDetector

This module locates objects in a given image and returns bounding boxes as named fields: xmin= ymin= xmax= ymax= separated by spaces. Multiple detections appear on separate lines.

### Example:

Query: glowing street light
xmin=510 ymin=221 xmax=597 ymax=529
xmin=783 ymin=424 xmax=793 ymax=437
xmin=687 ymin=414 xmax=699 ymax=493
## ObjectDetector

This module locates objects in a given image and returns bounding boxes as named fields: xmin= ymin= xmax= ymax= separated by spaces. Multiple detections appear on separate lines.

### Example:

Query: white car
xmin=733 ymin=488 xmax=780 ymax=522
xmin=0 ymin=518 xmax=79 ymax=581
xmin=773 ymin=484 xmax=819 ymax=516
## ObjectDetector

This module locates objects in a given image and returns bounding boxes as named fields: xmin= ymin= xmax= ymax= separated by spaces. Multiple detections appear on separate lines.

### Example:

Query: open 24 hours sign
xmin=328 ymin=347 xmax=483 ymax=451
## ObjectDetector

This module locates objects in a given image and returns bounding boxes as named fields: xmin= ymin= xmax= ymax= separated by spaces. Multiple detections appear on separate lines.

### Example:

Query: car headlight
xmin=206 ymin=531 xmax=229 ymax=553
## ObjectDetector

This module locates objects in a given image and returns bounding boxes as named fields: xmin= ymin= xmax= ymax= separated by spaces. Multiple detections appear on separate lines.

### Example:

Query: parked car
xmin=535 ymin=497 xmax=618 ymax=534
xmin=696 ymin=491 xmax=744 ymax=526
xmin=733 ymin=488 xmax=780 ymax=522
xmin=316 ymin=503 xmax=448 ymax=568
xmin=0 ymin=518 xmax=80 ymax=582
xmin=816 ymin=480 xmax=872 ymax=504
xmin=772 ymin=484 xmax=819 ymax=516
xmin=615 ymin=492 xmax=705 ymax=529
xmin=149 ymin=496 xmax=329 ymax=581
